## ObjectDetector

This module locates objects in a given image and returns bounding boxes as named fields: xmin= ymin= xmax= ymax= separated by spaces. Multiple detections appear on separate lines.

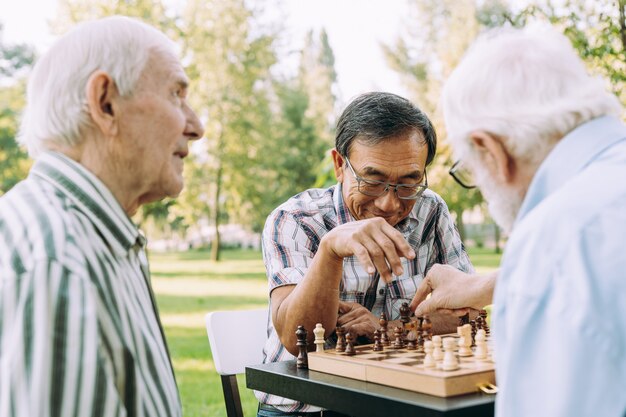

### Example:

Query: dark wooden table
xmin=246 ymin=360 xmax=495 ymax=417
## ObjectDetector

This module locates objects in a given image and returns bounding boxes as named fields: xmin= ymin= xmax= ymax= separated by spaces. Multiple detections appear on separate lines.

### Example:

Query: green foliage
xmin=0 ymin=25 xmax=35 ymax=195
xmin=490 ymin=0 xmax=626 ymax=108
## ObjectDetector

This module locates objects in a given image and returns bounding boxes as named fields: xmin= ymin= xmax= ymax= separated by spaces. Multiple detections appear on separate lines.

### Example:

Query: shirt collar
xmin=332 ymin=182 xmax=419 ymax=233
xmin=31 ymin=151 xmax=143 ymax=255
xmin=517 ymin=116 xmax=626 ymax=222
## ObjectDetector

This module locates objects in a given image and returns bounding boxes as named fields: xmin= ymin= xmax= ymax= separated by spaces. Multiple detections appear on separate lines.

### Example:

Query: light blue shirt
xmin=493 ymin=116 xmax=626 ymax=417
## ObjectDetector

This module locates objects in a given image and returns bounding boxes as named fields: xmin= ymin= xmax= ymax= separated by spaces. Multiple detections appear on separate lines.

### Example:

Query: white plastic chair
xmin=206 ymin=308 xmax=269 ymax=417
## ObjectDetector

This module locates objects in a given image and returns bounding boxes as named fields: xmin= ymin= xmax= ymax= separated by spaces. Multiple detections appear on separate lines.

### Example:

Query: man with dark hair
xmin=256 ymin=92 xmax=473 ymax=416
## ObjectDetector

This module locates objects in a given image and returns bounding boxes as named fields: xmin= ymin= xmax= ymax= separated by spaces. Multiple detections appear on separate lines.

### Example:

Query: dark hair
xmin=335 ymin=92 xmax=437 ymax=166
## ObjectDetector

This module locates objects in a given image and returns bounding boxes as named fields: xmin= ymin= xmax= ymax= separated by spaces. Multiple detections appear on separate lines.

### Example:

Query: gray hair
xmin=442 ymin=24 xmax=622 ymax=165
xmin=18 ymin=15 xmax=177 ymax=157
xmin=335 ymin=92 xmax=438 ymax=166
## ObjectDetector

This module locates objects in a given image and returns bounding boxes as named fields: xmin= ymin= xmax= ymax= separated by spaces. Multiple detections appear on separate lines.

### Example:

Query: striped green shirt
xmin=0 ymin=152 xmax=181 ymax=417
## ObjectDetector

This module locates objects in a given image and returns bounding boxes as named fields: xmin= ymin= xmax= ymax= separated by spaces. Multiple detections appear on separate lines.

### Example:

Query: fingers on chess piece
xmin=442 ymin=337 xmax=460 ymax=371
xmin=314 ymin=323 xmax=325 ymax=353
xmin=336 ymin=326 xmax=346 ymax=352
xmin=344 ymin=332 xmax=356 ymax=356
xmin=296 ymin=325 xmax=308 ymax=369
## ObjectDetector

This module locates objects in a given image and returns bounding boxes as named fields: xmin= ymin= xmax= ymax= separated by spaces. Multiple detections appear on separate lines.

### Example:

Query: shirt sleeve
xmin=0 ymin=259 xmax=123 ymax=417
xmin=262 ymin=209 xmax=322 ymax=292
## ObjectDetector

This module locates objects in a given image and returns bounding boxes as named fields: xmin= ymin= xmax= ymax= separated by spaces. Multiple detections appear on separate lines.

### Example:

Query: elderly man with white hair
xmin=0 ymin=16 xmax=204 ymax=417
xmin=410 ymin=26 xmax=626 ymax=417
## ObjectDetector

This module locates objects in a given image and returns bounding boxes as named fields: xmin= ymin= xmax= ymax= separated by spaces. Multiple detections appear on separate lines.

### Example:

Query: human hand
xmin=409 ymin=264 xmax=496 ymax=317
xmin=336 ymin=301 xmax=379 ymax=341
xmin=322 ymin=217 xmax=415 ymax=283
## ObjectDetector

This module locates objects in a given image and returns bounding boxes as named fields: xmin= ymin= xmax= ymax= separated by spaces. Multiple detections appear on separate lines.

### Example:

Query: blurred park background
xmin=1 ymin=0 xmax=625 ymax=415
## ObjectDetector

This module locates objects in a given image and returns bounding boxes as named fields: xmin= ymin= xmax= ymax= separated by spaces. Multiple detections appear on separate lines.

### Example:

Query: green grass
xmin=150 ymin=246 xmax=502 ymax=417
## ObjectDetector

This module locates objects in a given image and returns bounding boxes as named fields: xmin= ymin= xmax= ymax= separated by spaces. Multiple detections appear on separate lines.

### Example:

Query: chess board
xmin=308 ymin=334 xmax=496 ymax=398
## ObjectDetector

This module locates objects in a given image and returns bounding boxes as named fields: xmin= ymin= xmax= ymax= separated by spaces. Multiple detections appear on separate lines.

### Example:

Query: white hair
xmin=18 ymin=15 xmax=178 ymax=157
xmin=442 ymin=24 xmax=622 ymax=165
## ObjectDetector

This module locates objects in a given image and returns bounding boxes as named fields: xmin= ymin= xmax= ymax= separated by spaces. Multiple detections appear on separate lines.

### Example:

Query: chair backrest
xmin=206 ymin=308 xmax=269 ymax=375
xmin=206 ymin=308 xmax=268 ymax=417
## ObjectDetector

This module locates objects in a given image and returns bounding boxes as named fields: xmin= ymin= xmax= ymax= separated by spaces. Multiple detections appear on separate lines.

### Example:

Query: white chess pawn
xmin=442 ymin=337 xmax=460 ymax=371
xmin=313 ymin=323 xmax=325 ymax=353
xmin=432 ymin=335 xmax=444 ymax=361
xmin=458 ymin=336 xmax=472 ymax=357
xmin=474 ymin=329 xmax=489 ymax=361
xmin=423 ymin=340 xmax=436 ymax=368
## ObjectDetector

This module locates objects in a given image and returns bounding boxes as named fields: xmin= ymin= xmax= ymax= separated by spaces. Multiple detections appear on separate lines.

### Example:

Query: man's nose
xmin=375 ymin=187 xmax=401 ymax=212
xmin=184 ymin=103 xmax=205 ymax=140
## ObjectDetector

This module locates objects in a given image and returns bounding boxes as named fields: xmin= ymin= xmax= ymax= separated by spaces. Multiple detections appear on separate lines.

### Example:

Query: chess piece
xmin=400 ymin=302 xmax=411 ymax=325
xmin=296 ymin=325 xmax=308 ymax=369
xmin=479 ymin=309 xmax=491 ymax=336
xmin=476 ymin=315 xmax=484 ymax=331
xmin=373 ymin=330 xmax=383 ymax=351
xmin=458 ymin=336 xmax=472 ymax=357
xmin=393 ymin=326 xmax=404 ymax=349
xmin=336 ymin=326 xmax=346 ymax=352
xmin=470 ymin=320 xmax=477 ymax=346
xmin=422 ymin=316 xmax=433 ymax=340
xmin=431 ymin=335 xmax=444 ymax=361
xmin=405 ymin=328 xmax=417 ymax=351
xmin=442 ymin=337 xmax=460 ymax=371
xmin=461 ymin=324 xmax=472 ymax=350
xmin=474 ymin=329 xmax=489 ymax=361
xmin=379 ymin=313 xmax=390 ymax=347
xmin=313 ymin=323 xmax=325 ymax=353
xmin=423 ymin=340 xmax=436 ymax=368
xmin=344 ymin=332 xmax=355 ymax=356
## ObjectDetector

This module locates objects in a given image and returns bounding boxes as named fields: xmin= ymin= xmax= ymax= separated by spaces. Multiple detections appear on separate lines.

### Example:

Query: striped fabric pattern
xmin=256 ymin=184 xmax=474 ymax=412
xmin=0 ymin=152 xmax=180 ymax=417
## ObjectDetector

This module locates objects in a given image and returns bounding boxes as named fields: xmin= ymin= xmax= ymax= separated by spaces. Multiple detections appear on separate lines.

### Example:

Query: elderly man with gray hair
xmin=410 ymin=26 xmax=626 ymax=417
xmin=0 ymin=16 xmax=203 ymax=416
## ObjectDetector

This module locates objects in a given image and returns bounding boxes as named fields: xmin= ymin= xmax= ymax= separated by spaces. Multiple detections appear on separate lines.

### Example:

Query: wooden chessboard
xmin=308 ymin=334 xmax=495 ymax=398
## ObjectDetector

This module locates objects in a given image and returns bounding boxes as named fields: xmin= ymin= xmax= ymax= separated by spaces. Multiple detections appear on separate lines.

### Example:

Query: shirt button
xmin=378 ymin=289 xmax=385 ymax=295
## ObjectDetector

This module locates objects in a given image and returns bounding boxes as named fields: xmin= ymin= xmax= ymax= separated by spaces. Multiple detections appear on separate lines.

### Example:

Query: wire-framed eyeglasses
xmin=449 ymin=160 xmax=476 ymax=189
xmin=344 ymin=156 xmax=428 ymax=200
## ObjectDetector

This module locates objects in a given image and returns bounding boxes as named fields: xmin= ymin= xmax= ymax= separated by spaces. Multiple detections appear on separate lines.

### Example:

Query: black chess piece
xmin=392 ymin=326 xmax=404 ymax=349
xmin=335 ymin=326 xmax=346 ymax=352
xmin=296 ymin=325 xmax=308 ymax=369
xmin=373 ymin=330 xmax=383 ymax=352
xmin=344 ymin=332 xmax=356 ymax=356
xmin=379 ymin=313 xmax=390 ymax=347
xmin=400 ymin=302 xmax=411 ymax=325
xmin=479 ymin=309 xmax=491 ymax=336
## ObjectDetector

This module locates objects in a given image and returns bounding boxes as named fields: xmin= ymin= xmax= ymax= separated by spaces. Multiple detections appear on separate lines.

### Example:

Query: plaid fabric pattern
xmin=256 ymin=184 xmax=473 ymax=412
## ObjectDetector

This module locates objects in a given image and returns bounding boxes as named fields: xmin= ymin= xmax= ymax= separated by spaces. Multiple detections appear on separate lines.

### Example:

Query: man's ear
xmin=331 ymin=149 xmax=345 ymax=181
xmin=85 ymin=70 xmax=119 ymax=137
xmin=468 ymin=130 xmax=515 ymax=184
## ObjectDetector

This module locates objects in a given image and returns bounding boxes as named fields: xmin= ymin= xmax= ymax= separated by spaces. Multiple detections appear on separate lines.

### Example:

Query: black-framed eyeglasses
xmin=343 ymin=156 xmax=428 ymax=200
xmin=449 ymin=160 xmax=476 ymax=189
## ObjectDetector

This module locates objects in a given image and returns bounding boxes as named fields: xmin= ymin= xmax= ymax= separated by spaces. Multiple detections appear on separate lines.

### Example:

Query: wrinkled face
xmin=115 ymin=48 xmax=204 ymax=204
xmin=335 ymin=131 xmax=429 ymax=226
xmin=471 ymin=159 xmax=524 ymax=234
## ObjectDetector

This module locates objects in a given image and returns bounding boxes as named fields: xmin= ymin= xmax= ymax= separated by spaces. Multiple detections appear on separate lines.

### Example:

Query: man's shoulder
xmin=0 ymin=178 xmax=86 ymax=274
xmin=270 ymin=186 xmax=336 ymax=218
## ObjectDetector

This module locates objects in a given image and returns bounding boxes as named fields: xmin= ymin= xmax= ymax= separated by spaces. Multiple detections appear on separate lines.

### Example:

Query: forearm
xmin=273 ymin=238 xmax=344 ymax=355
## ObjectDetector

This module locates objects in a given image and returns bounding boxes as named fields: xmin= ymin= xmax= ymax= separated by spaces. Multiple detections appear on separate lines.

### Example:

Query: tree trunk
xmin=210 ymin=160 xmax=223 ymax=262
xmin=454 ymin=207 xmax=465 ymax=244
xmin=619 ymin=0 xmax=626 ymax=56
xmin=494 ymin=223 xmax=501 ymax=254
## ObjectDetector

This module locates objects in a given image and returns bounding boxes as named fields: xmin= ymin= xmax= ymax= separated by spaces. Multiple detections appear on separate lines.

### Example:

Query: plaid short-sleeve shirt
xmin=256 ymin=184 xmax=473 ymax=412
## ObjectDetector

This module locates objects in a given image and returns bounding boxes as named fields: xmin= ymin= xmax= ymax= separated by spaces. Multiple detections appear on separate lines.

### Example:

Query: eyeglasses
xmin=343 ymin=156 xmax=428 ymax=200
xmin=449 ymin=160 xmax=476 ymax=189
